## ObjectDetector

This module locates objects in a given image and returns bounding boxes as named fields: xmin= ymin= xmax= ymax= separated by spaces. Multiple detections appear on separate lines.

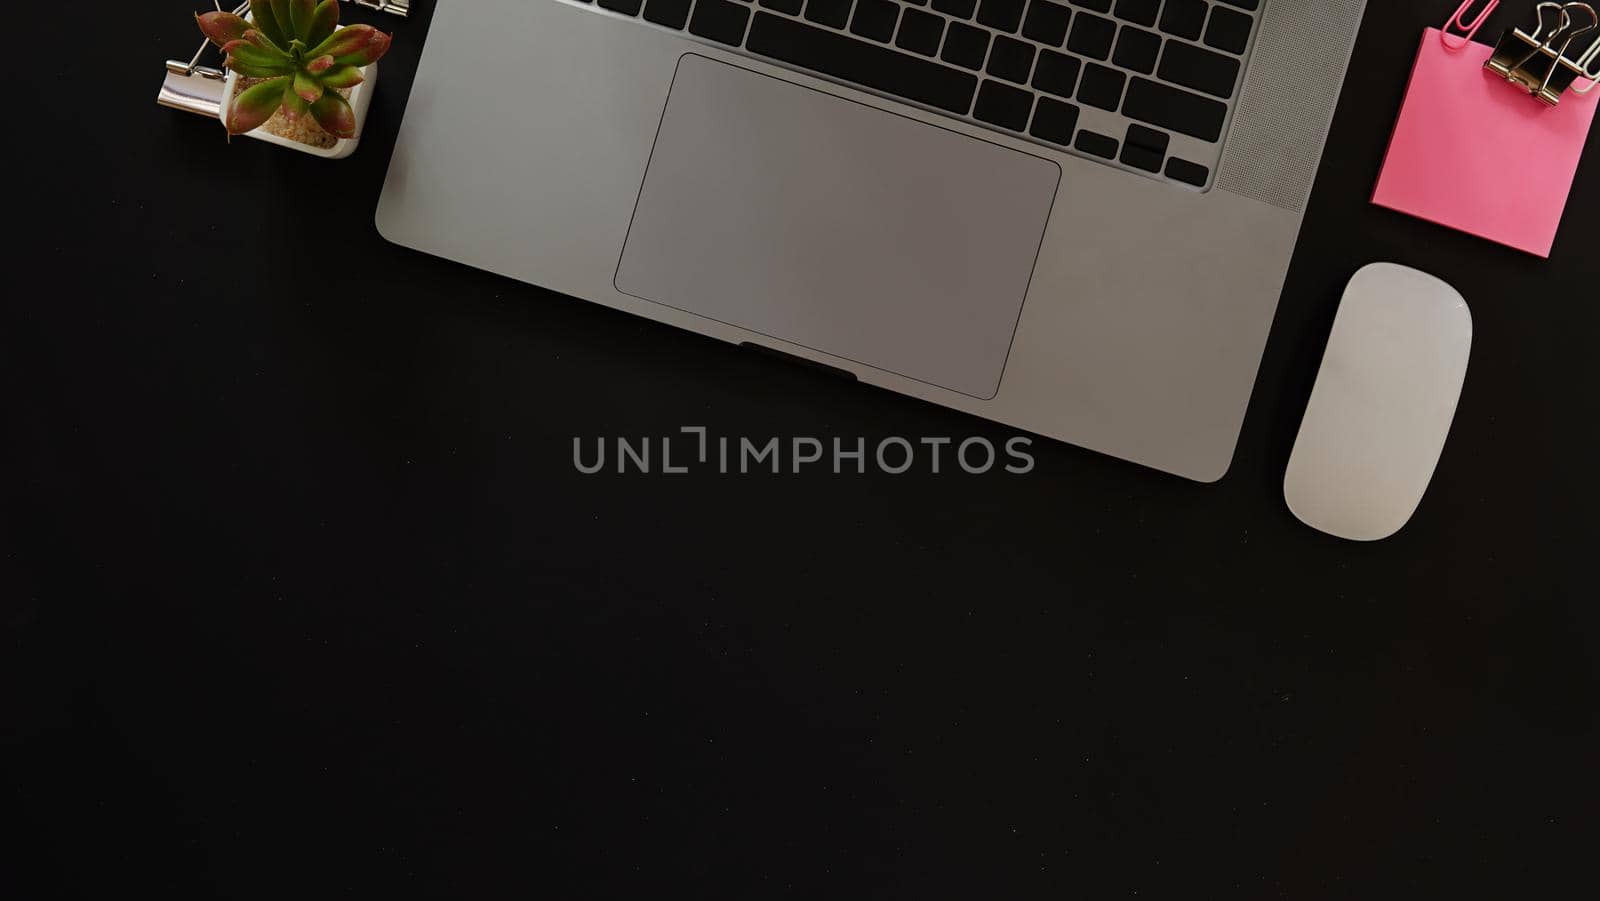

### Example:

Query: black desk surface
xmin=7 ymin=1 xmax=1598 ymax=896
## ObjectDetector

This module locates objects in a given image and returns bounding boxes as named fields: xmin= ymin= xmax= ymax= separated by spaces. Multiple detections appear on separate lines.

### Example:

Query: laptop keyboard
xmin=576 ymin=0 xmax=1262 ymax=189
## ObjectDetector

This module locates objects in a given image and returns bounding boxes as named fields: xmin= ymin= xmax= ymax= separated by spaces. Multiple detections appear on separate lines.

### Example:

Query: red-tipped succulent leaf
xmin=293 ymin=70 xmax=325 ymax=104
xmin=346 ymin=30 xmax=392 ymax=67
xmin=281 ymin=83 xmax=311 ymax=122
xmin=223 ymin=40 xmax=295 ymax=78
xmin=317 ymin=64 xmax=364 ymax=89
xmin=309 ymin=25 xmax=392 ymax=67
xmin=227 ymin=76 xmax=291 ymax=135
xmin=197 ymin=12 xmax=252 ymax=48
xmin=309 ymin=91 xmax=357 ymax=139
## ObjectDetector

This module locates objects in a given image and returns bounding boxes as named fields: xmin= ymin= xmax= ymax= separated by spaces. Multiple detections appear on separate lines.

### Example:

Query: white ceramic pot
xmin=219 ymin=28 xmax=378 ymax=160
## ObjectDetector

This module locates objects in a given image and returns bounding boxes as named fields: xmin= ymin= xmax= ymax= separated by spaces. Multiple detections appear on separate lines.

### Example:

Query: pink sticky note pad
xmin=1373 ymin=28 xmax=1598 ymax=258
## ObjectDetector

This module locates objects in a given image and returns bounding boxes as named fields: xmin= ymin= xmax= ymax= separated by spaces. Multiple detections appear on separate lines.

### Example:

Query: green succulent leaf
xmin=293 ymin=70 xmax=325 ymax=104
xmin=287 ymin=0 xmax=316 ymax=42
xmin=306 ymin=1 xmax=340 ymax=48
xmin=244 ymin=29 xmax=285 ymax=52
xmin=196 ymin=11 xmax=251 ymax=48
xmin=248 ymin=0 xmax=290 ymax=48
xmin=309 ymin=89 xmax=357 ymax=139
xmin=281 ymin=83 xmax=311 ymax=122
xmin=305 ymin=54 xmax=336 ymax=74
xmin=316 ymin=64 xmax=364 ymax=89
xmin=226 ymin=30 xmax=290 ymax=58
xmin=228 ymin=76 xmax=290 ymax=134
xmin=338 ymin=31 xmax=391 ymax=68
xmin=270 ymin=1 xmax=300 ymax=44
xmin=228 ymin=59 xmax=292 ymax=78
xmin=224 ymin=41 xmax=295 ymax=77
xmin=243 ymin=26 xmax=287 ymax=56
xmin=309 ymin=25 xmax=392 ymax=67
xmin=306 ymin=25 xmax=364 ymax=56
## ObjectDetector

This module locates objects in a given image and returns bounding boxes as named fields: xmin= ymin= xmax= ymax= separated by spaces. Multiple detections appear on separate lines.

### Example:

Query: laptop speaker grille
xmin=1218 ymin=0 xmax=1367 ymax=212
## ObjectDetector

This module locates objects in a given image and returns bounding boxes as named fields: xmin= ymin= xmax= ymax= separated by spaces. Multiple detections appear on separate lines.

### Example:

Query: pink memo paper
xmin=1372 ymin=27 xmax=1598 ymax=258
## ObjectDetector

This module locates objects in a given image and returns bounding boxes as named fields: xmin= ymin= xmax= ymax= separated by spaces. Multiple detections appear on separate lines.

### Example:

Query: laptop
xmin=376 ymin=0 xmax=1368 ymax=481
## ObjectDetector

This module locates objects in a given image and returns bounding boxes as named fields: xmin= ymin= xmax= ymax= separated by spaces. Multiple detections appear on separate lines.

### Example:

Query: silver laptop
xmin=376 ymin=0 xmax=1367 ymax=480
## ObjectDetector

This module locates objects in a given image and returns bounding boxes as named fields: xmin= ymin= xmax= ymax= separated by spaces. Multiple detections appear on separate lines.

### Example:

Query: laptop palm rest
xmin=615 ymin=54 xmax=1060 ymax=400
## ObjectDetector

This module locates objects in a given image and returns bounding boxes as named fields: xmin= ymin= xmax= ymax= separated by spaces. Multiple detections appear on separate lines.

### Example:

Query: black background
xmin=5 ymin=1 xmax=1598 ymax=897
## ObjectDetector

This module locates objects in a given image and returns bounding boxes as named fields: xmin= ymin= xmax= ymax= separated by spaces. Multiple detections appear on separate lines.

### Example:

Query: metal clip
xmin=1485 ymin=2 xmax=1599 ymax=106
xmin=158 ymin=1 xmax=408 ymax=119
xmin=1573 ymin=21 xmax=1600 ymax=93
xmin=157 ymin=1 xmax=248 ymax=119
xmin=354 ymin=0 xmax=411 ymax=15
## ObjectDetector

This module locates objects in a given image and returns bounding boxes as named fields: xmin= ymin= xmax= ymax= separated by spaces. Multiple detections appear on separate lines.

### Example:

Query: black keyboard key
xmin=598 ymin=0 xmax=643 ymax=14
xmin=1029 ymin=95 xmax=1079 ymax=144
xmin=747 ymin=12 xmax=979 ymax=113
xmin=943 ymin=22 xmax=990 ymax=69
xmin=1159 ymin=0 xmax=1206 ymax=40
xmin=805 ymin=0 xmax=853 ymax=28
xmin=850 ymin=0 xmax=900 ymax=41
xmin=1165 ymin=156 xmax=1209 ymax=186
xmin=1124 ymin=122 xmax=1168 ymax=151
xmin=974 ymin=79 xmax=1033 ymax=130
xmin=1120 ymin=142 xmax=1163 ymax=171
xmin=1217 ymin=0 xmax=1258 ymax=9
xmin=1158 ymin=40 xmax=1241 ymax=98
xmin=643 ymin=0 xmax=691 ymax=28
xmin=1123 ymin=77 xmax=1227 ymax=140
xmin=1113 ymin=26 xmax=1160 ymax=73
xmin=933 ymin=0 xmax=977 ymax=17
xmin=690 ymin=0 xmax=751 ymax=44
xmin=1077 ymin=62 xmax=1124 ymax=110
xmin=977 ymin=0 xmax=1026 ymax=32
xmin=1022 ymin=1 xmax=1072 ymax=46
xmin=759 ymin=0 xmax=803 ymax=12
xmin=1067 ymin=12 xmax=1115 ymax=59
xmin=896 ymin=8 xmax=944 ymax=54
xmin=987 ymin=35 xmax=1036 ymax=83
xmin=1204 ymin=6 xmax=1252 ymax=54
xmin=1113 ymin=0 xmax=1159 ymax=26
xmin=1069 ymin=0 xmax=1111 ymax=11
xmin=1075 ymin=129 xmax=1118 ymax=158
xmin=1032 ymin=49 xmax=1080 ymax=97
xmin=1119 ymin=123 xmax=1168 ymax=171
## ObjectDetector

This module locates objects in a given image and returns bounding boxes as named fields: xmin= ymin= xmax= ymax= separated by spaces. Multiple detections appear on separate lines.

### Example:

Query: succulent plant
xmin=197 ymin=1 xmax=392 ymax=138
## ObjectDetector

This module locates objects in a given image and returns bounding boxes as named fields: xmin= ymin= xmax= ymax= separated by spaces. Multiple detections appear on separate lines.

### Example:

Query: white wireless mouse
xmin=1284 ymin=263 xmax=1472 ymax=541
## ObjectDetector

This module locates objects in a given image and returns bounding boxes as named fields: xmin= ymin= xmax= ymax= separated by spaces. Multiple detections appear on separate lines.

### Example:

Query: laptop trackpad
xmin=615 ymin=55 xmax=1060 ymax=399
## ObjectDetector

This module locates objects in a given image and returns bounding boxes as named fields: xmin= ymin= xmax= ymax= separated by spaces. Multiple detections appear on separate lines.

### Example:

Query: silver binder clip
xmin=157 ymin=0 xmax=408 ymax=120
xmin=157 ymin=1 xmax=248 ymax=119
xmin=354 ymin=0 xmax=411 ymax=15
xmin=1573 ymin=20 xmax=1600 ymax=93
xmin=1485 ymin=1 xmax=1599 ymax=105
